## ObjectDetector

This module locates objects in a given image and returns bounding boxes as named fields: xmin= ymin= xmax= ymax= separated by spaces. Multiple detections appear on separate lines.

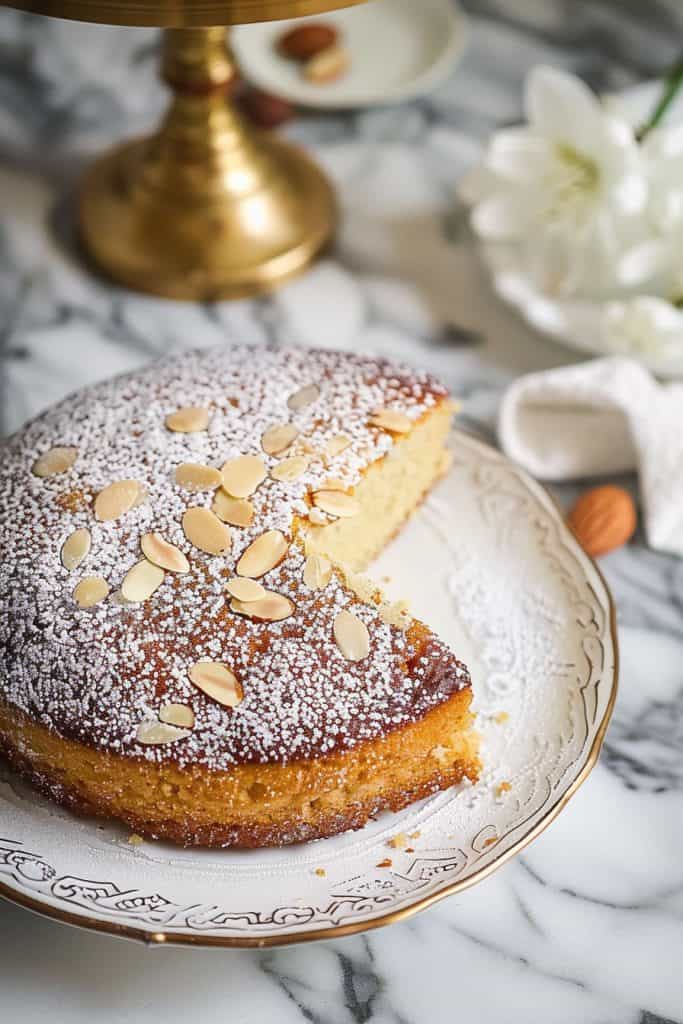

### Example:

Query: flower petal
xmin=486 ymin=128 xmax=552 ymax=183
xmin=471 ymin=192 xmax=533 ymax=240
xmin=525 ymin=66 xmax=604 ymax=150
xmin=617 ymin=239 xmax=670 ymax=287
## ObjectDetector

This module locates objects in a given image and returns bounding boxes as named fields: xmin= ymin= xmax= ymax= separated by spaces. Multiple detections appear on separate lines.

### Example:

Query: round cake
xmin=0 ymin=345 xmax=479 ymax=847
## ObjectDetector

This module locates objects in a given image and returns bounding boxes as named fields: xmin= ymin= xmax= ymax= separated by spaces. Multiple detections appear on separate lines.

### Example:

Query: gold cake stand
xmin=4 ymin=1 xmax=363 ymax=299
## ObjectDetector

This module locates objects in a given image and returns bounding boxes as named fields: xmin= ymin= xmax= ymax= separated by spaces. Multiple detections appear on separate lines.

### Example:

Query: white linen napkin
xmin=498 ymin=357 xmax=683 ymax=557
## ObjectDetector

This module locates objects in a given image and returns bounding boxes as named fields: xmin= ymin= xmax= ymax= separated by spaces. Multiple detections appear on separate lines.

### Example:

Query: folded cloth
xmin=498 ymin=357 xmax=683 ymax=557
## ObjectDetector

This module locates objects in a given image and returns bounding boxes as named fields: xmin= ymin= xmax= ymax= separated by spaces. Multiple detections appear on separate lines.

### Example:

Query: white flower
xmin=618 ymin=122 xmax=683 ymax=295
xmin=465 ymin=66 xmax=647 ymax=297
xmin=602 ymin=296 xmax=683 ymax=356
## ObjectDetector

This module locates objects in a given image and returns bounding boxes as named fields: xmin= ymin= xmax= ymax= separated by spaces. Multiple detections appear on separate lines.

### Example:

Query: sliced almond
xmin=212 ymin=491 xmax=254 ymax=527
xmin=313 ymin=490 xmax=360 ymax=518
xmin=322 ymin=477 xmax=346 ymax=491
xmin=32 ymin=446 xmax=78 ymax=478
xmin=308 ymin=508 xmax=327 ymax=526
xmin=141 ymin=532 xmax=190 ymax=574
xmin=326 ymin=434 xmax=350 ymax=457
xmin=136 ymin=720 xmax=191 ymax=745
xmin=334 ymin=609 xmax=370 ymax=661
xmin=60 ymin=528 xmax=91 ymax=571
xmin=159 ymin=703 xmax=195 ymax=729
xmin=94 ymin=480 xmax=142 ymax=522
xmin=175 ymin=462 xmax=222 ymax=492
xmin=370 ymin=408 xmax=413 ymax=434
xmin=165 ymin=406 xmax=209 ymax=433
xmin=287 ymin=383 xmax=320 ymax=411
xmin=221 ymin=455 xmax=266 ymax=498
xmin=261 ymin=423 xmax=299 ymax=457
xmin=182 ymin=507 xmax=231 ymax=556
xmin=188 ymin=661 xmax=243 ymax=708
xmin=231 ymin=592 xmax=294 ymax=622
xmin=132 ymin=484 xmax=149 ymax=509
xmin=73 ymin=575 xmax=110 ymax=608
xmin=303 ymin=553 xmax=332 ymax=590
xmin=236 ymin=530 xmax=288 ymax=578
xmin=270 ymin=455 xmax=310 ymax=483
xmin=121 ymin=559 xmax=165 ymax=602
xmin=226 ymin=577 xmax=267 ymax=602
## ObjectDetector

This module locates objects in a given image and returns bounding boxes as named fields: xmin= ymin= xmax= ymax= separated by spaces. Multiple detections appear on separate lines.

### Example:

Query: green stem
xmin=637 ymin=55 xmax=683 ymax=141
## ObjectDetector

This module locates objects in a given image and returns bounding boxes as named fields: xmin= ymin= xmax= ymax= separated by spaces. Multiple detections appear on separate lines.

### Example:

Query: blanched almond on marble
xmin=188 ymin=661 xmax=243 ymax=708
xmin=141 ymin=532 xmax=190 ymax=574
xmin=174 ymin=462 xmax=222 ymax=492
xmin=236 ymin=530 xmax=288 ymax=577
xmin=60 ymin=528 xmax=91 ymax=571
xmin=121 ymin=559 xmax=165 ymax=602
xmin=165 ymin=406 xmax=209 ymax=432
xmin=159 ymin=703 xmax=195 ymax=729
xmin=32 ymin=446 xmax=78 ymax=478
xmin=221 ymin=454 xmax=267 ymax=498
xmin=270 ymin=455 xmax=310 ymax=482
xmin=303 ymin=552 xmax=332 ymax=590
xmin=226 ymin=577 xmax=267 ymax=601
xmin=230 ymin=591 xmax=294 ymax=622
xmin=287 ymin=383 xmax=320 ymax=411
xmin=94 ymin=479 xmax=142 ymax=522
xmin=313 ymin=490 xmax=360 ymax=518
xmin=73 ymin=575 xmax=110 ymax=608
xmin=182 ymin=507 xmax=232 ymax=555
xmin=136 ymin=720 xmax=191 ymax=745
xmin=369 ymin=408 xmax=412 ymax=433
xmin=334 ymin=609 xmax=370 ymax=661
xmin=212 ymin=491 xmax=254 ymax=527
xmin=261 ymin=423 xmax=299 ymax=456
xmin=326 ymin=434 xmax=350 ymax=456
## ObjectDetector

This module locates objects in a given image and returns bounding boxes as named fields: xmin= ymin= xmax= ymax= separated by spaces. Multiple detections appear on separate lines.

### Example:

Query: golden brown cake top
xmin=0 ymin=345 xmax=469 ymax=768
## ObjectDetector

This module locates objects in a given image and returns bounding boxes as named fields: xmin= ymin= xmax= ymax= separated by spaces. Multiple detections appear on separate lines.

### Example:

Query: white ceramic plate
xmin=231 ymin=0 xmax=467 ymax=110
xmin=478 ymin=81 xmax=683 ymax=379
xmin=0 ymin=433 xmax=617 ymax=947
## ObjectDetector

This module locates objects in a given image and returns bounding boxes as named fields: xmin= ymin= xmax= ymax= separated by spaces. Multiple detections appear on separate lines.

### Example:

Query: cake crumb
xmin=494 ymin=711 xmax=510 ymax=724
xmin=496 ymin=781 xmax=512 ymax=797
xmin=405 ymin=847 xmax=415 ymax=853
xmin=387 ymin=832 xmax=407 ymax=849
xmin=314 ymin=867 xmax=326 ymax=877
xmin=127 ymin=833 xmax=144 ymax=846
xmin=409 ymin=830 xmax=421 ymax=840
xmin=376 ymin=857 xmax=393 ymax=868
xmin=483 ymin=836 xmax=497 ymax=848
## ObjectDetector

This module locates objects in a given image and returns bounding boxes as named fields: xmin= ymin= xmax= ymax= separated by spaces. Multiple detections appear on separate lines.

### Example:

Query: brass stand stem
xmin=79 ymin=27 xmax=336 ymax=300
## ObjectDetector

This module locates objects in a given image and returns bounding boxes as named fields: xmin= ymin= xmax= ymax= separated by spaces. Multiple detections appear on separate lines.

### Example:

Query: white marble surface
xmin=1 ymin=2 xmax=683 ymax=1021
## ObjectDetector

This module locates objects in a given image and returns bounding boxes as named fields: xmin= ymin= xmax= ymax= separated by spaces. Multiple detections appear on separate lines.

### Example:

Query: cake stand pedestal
xmin=3 ymin=1 xmax=363 ymax=300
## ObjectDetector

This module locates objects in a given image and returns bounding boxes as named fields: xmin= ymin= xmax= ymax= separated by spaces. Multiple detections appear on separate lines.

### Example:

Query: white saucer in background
xmin=231 ymin=0 xmax=468 ymax=109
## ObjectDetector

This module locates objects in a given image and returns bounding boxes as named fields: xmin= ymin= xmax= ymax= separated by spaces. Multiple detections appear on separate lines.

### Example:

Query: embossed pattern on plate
xmin=0 ymin=433 xmax=617 ymax=946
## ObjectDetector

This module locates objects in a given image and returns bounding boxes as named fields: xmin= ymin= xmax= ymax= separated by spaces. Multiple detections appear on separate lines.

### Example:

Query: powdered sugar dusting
xmin=0 ymin=345 xmax=468 ymax=769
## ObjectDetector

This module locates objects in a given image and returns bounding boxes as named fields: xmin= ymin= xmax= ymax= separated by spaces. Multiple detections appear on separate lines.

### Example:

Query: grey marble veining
xmin=2 ymin=2 xmax=683 ymax=1022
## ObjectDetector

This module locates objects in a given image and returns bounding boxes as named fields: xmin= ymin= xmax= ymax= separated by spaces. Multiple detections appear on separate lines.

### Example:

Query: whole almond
xmin=241 ymin=89 xmax=295 ymax=129
xmin=278 ymin=23 xmax=338 ymax=61
xmin=304 ymin=44 xmax=349 ymax=85
xmin=567 ymin=485 xmax=636 ymax=557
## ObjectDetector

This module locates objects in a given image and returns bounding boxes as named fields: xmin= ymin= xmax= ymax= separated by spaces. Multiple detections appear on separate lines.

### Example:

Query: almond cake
xmin=0 ymin=346 xmax=479 ymax=847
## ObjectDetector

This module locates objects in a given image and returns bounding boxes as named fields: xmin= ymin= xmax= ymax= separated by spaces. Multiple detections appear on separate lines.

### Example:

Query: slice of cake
xmin=0 ymin=346 xmax=479 ymax=847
